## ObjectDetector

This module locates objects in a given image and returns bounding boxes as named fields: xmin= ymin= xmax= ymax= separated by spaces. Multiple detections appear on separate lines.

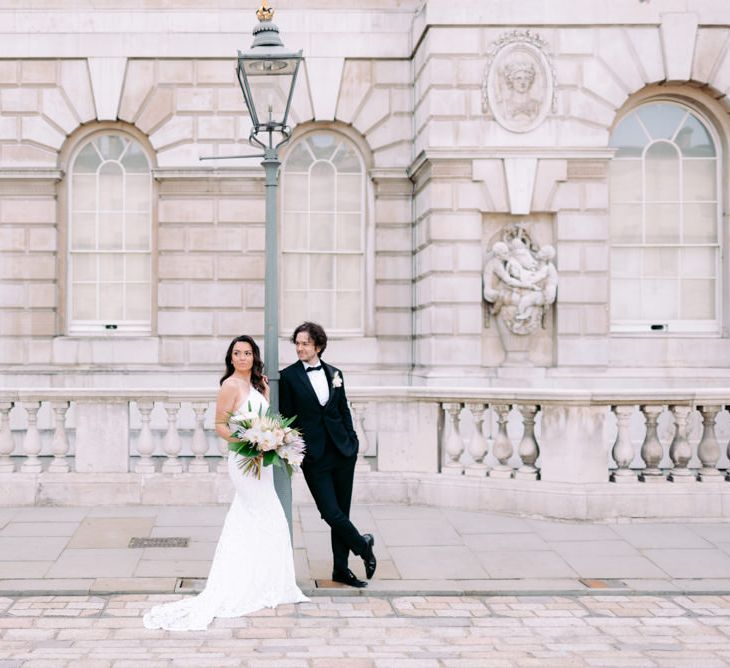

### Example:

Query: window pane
xmin=121 ymin=141 xmax=150 ymax=172
xmin=307 ymin=290 xmax=333 ymax=323
xmin=96 ymin=135 xmax=126 ymax=160
xmin=642 ymin=279 xmax=678 ymax=320
xmin=609 ymin=160 xmax=641 ymax=203
xmin=637 ymin=103 xmax=686 ymax=140
xmin=609 ymin=113 xmax=648 ymax=157
xmin=71 ymin=212 xmax=96 ymax=250
xmin=684 ymin=203 xmax=717 ymax=244
xmin=282 ymin=290 xmax=309 ymax=330
xmin=610 ymin=248 xmax=641 ymax=278
xmin=72 ymin=175 xmax=96 ymax=211
xmin=98 ymin=213 xmax=124 ymax=250
xmin=283 ymin=174 xmax=308 ymax=211
xmin=645 ymin=203 xmax=679 ymax=243
xmin=681 ymin=279 xmax=715 ymax=319
xmin=125 ymin=254 xmax=150 ymax=281
xmin=74 ymin=144 xmax=102 ymax=173
xmin=336 ymin=292 xmax=361 ymax=329
xmin=643 ymin=248 xmax=677 ymax=278
xmin=682 ymin=247 xmax=716 ymax=278
xmin=610 ymin=204 xmax=642 ymax=243
xmin=332 ymin=142 xmax=362 ymax=173
xmin=284 ymin=142 xmax=313 ymax=172
xmin=337 ymin=213 xmax=362 ymax=251
xmin=611 ymin=278 xmax=642 ymax=319
xmin=99 ymin=283 xmax=124 ymax=320
xmin=677 ymin=114 xmax=716 ymax=157
xmin=310 ymin=254 xmax=334 ymax=289
xmin=73 ymin=254 xmax=97 ymax=282
xmin=310 ymin=213 xmax=335 ymax=251
xmin=282 ymin=253 xmax=306 ymax=290
xmin=683 ymin=159 xmax=716 ymax=201
xmin=281 ymin=212 xmax=308 ymax=251
xmin=125 ymin=283 xmax=151 ymax=320
xmin=99 ymin=162 xmax=123 ymax=210
xmin=307 ymin=133 xmax=337 ymax=160
xmin=125 ymin=213 xmax=151 ymax=251
xmin=72 ymin=284 xmax=96 ymax=319
xmin=126 ymin=174 xmax=151 ymax=210
xmin=337 ymin=255 xmax=362 ymax=290
xmin=336 ymin=174 xmax=362 ymax=213
xmin=310 ymin=161 xmax=335 ymax=211
xmin=645 ymin=142 xmax=679 ymax=201
xmin=99 ymin=254 xmax=123 ymax=281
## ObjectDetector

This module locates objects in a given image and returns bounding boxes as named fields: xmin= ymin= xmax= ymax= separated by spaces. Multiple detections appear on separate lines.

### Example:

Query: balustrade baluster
xmin=189 ymin=402 xmax=211 ymax=474
xmin=465 ymin=402 xmax=488 ymax=476
xmin=161 ymin=401 xmax=183 ymax=473
xmin=351 ymin=401 xmax=372 ymax=472
xmin=0 ymin=402 xmax=14 ymax=473
xmin=47 ymin=401 xmax=70 ymax=473
xmin=668 ymin=404 xmax=694 ymax=483
xmin=611 ymin=405 xmax=637 ymax=482
xmin=515 ymin=404 xmax=540 ymax=480
xmin=697 ymin=405 xmax=723 ymax=482
xmin=639 ymin=405 xmax=665 ymax=482
xmin=20 ymin=401 xmax=42 ymax=473
xmin=489 ymin=404 xmax=513 ymax=479
xmin=135 ymin=401 xmax=156 ymax=473
xmin=441 ymin=402 xmax=464 ymax=475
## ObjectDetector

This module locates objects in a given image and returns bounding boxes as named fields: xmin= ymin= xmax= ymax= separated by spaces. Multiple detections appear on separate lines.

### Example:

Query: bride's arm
xmin=214 ymin=381 xmax=238 ymax=442
xmin=261 ymin=375 xmax=270 ymax=402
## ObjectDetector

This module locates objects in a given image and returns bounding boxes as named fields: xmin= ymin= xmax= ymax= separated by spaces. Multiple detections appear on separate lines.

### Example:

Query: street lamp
xmin=237 ymin=3 xmax=303 ymax=528
xmin=236 ymin=2 xmax=302 ymax=415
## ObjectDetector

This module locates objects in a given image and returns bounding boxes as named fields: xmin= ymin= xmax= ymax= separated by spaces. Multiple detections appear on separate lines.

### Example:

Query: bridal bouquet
xmin=227 ymin=403 xmax=306 ymax=478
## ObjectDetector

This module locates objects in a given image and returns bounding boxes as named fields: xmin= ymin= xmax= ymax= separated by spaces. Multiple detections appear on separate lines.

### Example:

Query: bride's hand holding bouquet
xmin=227 ymin=402 xmax=305 ymax=479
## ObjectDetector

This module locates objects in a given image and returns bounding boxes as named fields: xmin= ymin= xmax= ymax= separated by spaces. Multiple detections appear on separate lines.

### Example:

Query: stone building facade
xmin=1 ymin=0 xmax=729 ymax=390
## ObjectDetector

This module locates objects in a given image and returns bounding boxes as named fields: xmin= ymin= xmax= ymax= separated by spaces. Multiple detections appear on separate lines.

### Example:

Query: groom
xmin=279 ymin=321 xmax=377 ymax=588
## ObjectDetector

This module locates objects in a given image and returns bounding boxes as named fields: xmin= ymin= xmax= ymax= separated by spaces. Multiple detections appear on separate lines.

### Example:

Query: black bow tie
xmin=305 ymin=365 xmax=322 ymax=373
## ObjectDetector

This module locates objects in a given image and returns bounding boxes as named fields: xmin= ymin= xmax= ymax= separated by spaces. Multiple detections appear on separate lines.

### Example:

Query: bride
xmin=143 ymin=334 xmax=309 ymax=631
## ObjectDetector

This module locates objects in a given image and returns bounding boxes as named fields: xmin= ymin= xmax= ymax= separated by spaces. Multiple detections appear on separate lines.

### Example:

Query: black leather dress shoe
xmin=332 ymin=568 xmax=367 ymax=588
xmin=362 ymin=533 xmax=377 ymax=579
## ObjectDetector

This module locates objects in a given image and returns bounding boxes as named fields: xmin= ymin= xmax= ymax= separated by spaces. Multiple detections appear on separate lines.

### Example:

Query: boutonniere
xmin=331 ymin=371 xmax=343 ymax=389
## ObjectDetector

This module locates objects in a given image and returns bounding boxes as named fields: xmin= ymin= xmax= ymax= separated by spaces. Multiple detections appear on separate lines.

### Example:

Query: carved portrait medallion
xmin=482 ymin=30 xmax=556 ymax=133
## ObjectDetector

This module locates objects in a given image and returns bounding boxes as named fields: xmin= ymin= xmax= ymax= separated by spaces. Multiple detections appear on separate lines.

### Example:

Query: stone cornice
xmin=407 ymin=147 xmax=616 ymax=180
xmin=0 ymin=169 xmax=63 ymax=181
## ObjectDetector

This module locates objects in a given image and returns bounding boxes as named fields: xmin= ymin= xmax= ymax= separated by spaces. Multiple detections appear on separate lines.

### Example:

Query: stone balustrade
xmin=1 ymin=388 xmax=729 ymax=517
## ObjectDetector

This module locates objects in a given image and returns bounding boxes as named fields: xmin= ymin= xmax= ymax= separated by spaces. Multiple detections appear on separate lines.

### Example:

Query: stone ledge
xmin=2 ymin=471 xmax=729 ymax=521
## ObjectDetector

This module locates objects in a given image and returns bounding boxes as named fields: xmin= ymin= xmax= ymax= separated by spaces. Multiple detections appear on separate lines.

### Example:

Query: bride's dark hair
xmin=219 ymin=335 xmax=266 ymax=393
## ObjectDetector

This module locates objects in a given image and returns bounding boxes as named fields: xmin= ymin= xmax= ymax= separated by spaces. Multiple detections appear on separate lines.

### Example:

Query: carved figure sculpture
xmin=483 ymin=228 xmax=558 ymax=336
xmin=502 ymin=61 xmax=541 ymax=122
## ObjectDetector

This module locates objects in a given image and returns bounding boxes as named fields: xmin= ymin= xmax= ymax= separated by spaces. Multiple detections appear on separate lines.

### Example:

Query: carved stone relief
xmin=483 ymin=223 xmax=558 ymax=338
xmin=482 ymin=30 xmax=557 ymax=133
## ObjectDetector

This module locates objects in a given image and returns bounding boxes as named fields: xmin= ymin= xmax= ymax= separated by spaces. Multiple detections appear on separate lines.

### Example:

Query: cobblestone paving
xmin=1 ymin=594 xmax=730 ymax=667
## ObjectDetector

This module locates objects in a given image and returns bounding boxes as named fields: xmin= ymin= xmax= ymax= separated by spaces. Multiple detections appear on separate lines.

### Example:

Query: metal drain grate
xmin=128 ymin=537 xmax=190 ymax=549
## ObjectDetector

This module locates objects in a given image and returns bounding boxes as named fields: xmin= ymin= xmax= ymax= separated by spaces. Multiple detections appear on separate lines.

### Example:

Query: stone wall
xmin=0 ymin=2 xmax=729 ymax=388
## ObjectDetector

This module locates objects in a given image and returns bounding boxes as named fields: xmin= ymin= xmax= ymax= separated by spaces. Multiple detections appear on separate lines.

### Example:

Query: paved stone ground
xmin=1 ymin=593 xmax=730 ymax=667
xmin=2 ymin=504 xmax=730 ymax=595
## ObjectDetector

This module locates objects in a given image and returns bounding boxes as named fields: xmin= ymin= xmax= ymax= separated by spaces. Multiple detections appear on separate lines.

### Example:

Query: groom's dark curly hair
xmin=291 ymin=321 xmax=327 ymax=356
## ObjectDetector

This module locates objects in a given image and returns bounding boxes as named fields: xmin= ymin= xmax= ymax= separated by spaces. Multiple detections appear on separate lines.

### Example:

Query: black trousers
xmin=302 ymin=441 xmax=367 ymax=573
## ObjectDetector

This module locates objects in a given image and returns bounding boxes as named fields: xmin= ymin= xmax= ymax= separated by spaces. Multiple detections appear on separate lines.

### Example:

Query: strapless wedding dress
xmin=143 ymin=388 xmax=308 ymax=631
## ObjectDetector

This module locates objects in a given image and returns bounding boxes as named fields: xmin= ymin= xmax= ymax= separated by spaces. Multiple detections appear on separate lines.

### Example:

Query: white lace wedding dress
xmin=143 ymin=388 xmax=308 ymax=631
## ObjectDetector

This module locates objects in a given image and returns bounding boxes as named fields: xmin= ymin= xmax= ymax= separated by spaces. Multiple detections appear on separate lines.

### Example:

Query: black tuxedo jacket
xmin=279 ymin=360 xmax=358 ymax=463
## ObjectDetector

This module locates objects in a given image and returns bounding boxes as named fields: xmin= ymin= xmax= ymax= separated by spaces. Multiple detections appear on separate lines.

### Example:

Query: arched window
xmin=609 ymin=101 xmax=721 ymax=333
xmin=68 ymin=133 xmax=152 ymax=334
xmin=281 ymin=131 xmax=365 ymax=333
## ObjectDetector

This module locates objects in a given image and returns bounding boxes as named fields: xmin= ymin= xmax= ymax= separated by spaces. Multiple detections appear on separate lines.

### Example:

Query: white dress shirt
xmin=303 ymin=361 xmax=329 ymax=406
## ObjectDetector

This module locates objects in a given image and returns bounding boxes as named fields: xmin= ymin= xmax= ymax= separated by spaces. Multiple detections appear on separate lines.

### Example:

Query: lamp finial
xmin=256 ymin=3 xmax=274 ymax=22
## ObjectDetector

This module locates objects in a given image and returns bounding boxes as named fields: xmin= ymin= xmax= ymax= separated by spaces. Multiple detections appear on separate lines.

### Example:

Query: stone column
xmin=74 ymin=400 xmax=130 ymax=473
